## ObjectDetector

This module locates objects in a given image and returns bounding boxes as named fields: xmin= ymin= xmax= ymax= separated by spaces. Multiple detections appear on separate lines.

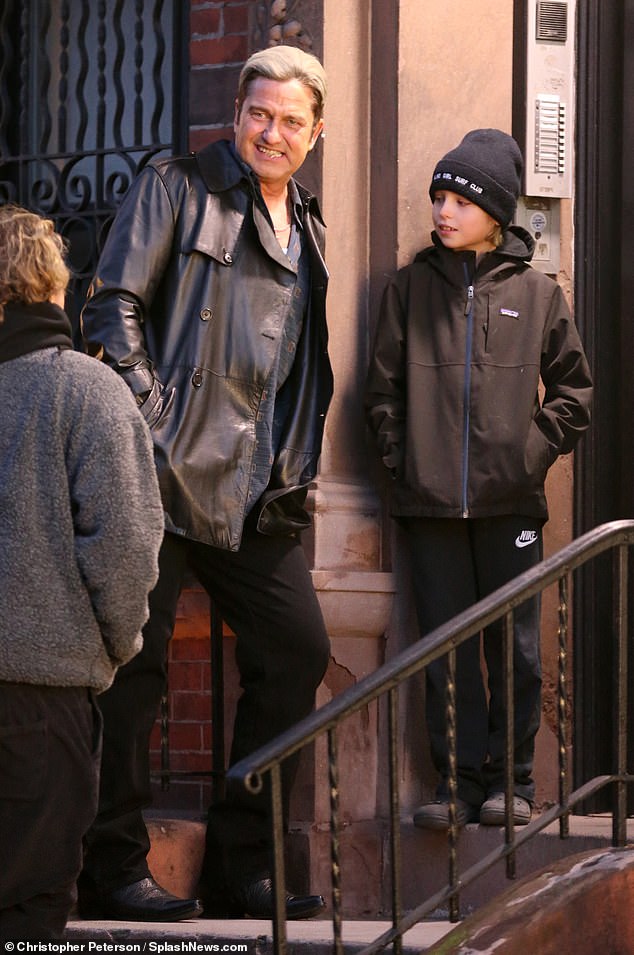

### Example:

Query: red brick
xmin=190 ymin=35 xmax=248 ymax=67
xmin=168 ymin=660 xmax=205 ymax=692
xmin=167 ymin=721 xmax=206 ymax=751
xmin=170 ymin=636 xmax=211 ymax=661
xmin=223 ymin=4 xmax=249 ymax=35
xmin=173 ymin=589 xmax=212 ymax=639
xmin=172 ymin=692 xmax=213 ymax=722
xmin=190 ymin=8 xmax=221 ymax=36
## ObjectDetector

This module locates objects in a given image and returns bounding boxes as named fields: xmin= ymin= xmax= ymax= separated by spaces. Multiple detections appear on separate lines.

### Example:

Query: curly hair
xmin=0 ymin=205 xmax=70 ymax=315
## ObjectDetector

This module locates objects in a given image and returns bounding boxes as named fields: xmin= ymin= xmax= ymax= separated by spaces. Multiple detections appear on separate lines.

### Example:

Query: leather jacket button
xmin=223 ymin=250 xmax=233 ymax=265
xmin=191 ymin=370 xmax=203 ymax=388
xmin=200 ymin=307 xmax=212 ymax=321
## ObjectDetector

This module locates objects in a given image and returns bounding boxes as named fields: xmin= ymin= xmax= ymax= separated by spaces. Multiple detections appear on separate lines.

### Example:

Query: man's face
xmin=234 ymin=77 xmax=324 ymax=190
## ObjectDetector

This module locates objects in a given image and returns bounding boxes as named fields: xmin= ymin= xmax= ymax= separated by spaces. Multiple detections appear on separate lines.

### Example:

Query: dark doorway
xmin=573 ymin=1 xmax=634 ymax=805
xmin=512 ymin=0 xmax=634 ymax=806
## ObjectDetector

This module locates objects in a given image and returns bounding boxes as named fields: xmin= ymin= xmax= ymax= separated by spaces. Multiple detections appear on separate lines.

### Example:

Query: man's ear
xmin=309 ymin=119 xmax=325 ymax=151
xmin=233 ymin=98 xmax=241 ymax=132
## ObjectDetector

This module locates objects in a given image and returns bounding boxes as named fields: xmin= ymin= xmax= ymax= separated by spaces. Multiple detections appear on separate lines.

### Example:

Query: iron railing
xmin=227 ymin=520 xmax=634 ymax=955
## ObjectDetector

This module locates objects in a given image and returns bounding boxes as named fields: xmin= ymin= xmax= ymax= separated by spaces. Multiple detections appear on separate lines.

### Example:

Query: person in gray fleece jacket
xmin=0 ymin=205 xmax=164 ymax=940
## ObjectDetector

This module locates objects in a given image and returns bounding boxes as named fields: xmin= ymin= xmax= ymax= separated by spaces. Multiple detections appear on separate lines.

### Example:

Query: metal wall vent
xmin=536 ymin=1 xmax=568 ymax=42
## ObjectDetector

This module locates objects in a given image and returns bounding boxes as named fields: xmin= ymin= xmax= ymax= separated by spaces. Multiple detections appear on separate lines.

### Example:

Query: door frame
xmin=573 ymin=0 xmax=634 ymax=799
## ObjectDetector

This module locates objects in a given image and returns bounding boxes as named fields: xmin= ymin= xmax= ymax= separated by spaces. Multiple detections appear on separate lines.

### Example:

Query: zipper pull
xmin=464 ymin=284 xmax=474 ymax=315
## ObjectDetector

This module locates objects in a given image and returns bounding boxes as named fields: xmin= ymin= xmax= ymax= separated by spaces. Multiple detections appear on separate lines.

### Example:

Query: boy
xmin=365 ymin=129 xmax=592 ymax=829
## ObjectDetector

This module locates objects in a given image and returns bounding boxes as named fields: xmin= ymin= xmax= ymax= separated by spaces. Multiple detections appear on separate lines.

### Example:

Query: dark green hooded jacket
xmin=365 ymin=227 xmax=592 ymax=520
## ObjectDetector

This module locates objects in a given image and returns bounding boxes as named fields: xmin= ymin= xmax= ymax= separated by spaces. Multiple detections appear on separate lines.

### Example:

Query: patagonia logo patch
xmin=500 ymin=307 xmax=520 ymax=318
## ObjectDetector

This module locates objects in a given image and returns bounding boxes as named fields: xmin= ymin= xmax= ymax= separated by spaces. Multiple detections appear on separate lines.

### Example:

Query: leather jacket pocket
xmin=140 ymin=378 xmax=176 ymax=430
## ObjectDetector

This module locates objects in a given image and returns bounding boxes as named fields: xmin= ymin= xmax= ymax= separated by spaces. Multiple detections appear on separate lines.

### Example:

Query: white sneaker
xmin=413 ymin=797 xmax=480 ymax=830
xmin=479 ymin=793 xmax=531 ymax=826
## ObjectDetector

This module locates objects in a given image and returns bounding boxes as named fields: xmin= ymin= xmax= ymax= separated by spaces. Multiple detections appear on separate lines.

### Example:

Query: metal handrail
xmin=227 ymin=520 xmax=634 ymax=954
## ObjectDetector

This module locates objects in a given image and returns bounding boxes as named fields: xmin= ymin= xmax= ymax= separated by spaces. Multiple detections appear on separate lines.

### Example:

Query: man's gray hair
xmin=237 ymin=45 xmax=326 ymax=124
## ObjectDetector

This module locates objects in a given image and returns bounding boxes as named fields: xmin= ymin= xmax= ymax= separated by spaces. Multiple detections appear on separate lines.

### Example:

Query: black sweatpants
xmin=404 ymin=515 xmax=543 ymax=807
xmin=81 ymin=527 xmax=330 ymax=895
xmin=0 ymin=684 xmax=101 ymax=940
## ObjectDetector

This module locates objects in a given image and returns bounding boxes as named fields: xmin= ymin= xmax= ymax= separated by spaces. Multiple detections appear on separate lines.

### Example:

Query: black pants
xmin=0 ymin=684 xmax=101 ymax=940
xmin=81 ymin=528 xmax=330 ymax=894
xmin=404 ymin=515 xmax=543 ymax=807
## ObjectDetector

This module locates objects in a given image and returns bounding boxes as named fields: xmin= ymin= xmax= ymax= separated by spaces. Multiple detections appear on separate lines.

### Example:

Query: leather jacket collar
xmin=195 ymin=139 xmax=326 ymax=227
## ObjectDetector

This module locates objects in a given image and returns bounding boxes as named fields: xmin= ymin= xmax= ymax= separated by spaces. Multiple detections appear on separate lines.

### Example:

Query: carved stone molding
xmin=248 ymin=1 xmax=324 ymax=194
xmin=251 ymin=1 xmax=322 ymax=57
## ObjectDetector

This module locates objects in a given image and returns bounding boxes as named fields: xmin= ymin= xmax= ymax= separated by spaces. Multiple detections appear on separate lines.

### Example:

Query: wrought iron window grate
xmin=0 ymin=0 xmax=188 ymax=328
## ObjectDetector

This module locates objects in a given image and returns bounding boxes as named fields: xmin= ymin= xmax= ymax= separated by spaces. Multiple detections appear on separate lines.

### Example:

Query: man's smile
xmin=256 ymin=144 xmax=285 ymax=158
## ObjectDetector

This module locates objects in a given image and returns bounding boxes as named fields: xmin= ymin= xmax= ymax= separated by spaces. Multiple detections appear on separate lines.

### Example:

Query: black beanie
xmin=429 ymin=128 xmax=523 ymax=228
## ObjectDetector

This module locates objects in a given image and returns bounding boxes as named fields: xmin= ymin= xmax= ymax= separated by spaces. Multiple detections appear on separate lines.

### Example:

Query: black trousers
xmin=0 ymin=684 xmax=101 ymax=940
xmin=404 ymin=515 xmax=543 ymax=807
xmin=81 ymin=528 xmax=330 ymax=894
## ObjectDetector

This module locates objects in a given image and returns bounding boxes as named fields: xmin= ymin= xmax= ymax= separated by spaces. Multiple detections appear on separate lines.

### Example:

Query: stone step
xmin=65 ymin=915 xmax=453 ymax=953
xmin=398 ymin=811 xmax=634 ymax=916
xmin=64 ymin=811 xmax=633 ymax=953
xmin=65 ymin=843 xmax=634 ymax=953
xmin=132 ymin=810 xmax=634 ymax=919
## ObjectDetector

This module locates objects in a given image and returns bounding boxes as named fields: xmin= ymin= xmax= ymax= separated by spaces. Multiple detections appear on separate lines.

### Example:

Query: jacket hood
xmin=0 ymin=301 xmax=73 ymax=364
xmin=497 ymin=224 xmax=535 ymax=261
xmin=415 ymin=223 xmax=535 ymax=267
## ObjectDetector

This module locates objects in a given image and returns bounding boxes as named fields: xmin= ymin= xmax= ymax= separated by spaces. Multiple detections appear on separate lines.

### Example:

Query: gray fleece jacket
xmin=0 ymin=302 xmax=164 ymax=692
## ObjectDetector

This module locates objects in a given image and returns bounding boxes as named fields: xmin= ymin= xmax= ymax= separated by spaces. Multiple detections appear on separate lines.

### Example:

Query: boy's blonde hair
xmin=491 ymin=223 xmax=504 ymax=247
xmin=236 ymin=45 xmax=327 ymax=127
xmin=0 ymin=205 xmax=70 ymax=314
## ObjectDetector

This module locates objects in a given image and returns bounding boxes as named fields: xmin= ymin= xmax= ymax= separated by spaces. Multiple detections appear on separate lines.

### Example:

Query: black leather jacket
xmin=82 ymin=140 xmax=333 ymax=550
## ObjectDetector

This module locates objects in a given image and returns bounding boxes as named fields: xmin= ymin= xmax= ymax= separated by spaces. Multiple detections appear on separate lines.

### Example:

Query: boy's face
xmin=431 ymin=190 xmax=498 ymax=254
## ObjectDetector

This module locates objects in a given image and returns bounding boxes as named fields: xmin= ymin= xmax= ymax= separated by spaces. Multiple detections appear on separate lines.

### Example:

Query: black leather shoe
xmin=203 ymin=875 xmax=325 ymax=920
xmin=78 ymin=876 xmax=203 ymax=922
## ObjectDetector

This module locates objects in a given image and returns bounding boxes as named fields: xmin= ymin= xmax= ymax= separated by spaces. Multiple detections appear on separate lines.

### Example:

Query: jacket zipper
xmin=461 ymin=261 xmax=474 ymax=517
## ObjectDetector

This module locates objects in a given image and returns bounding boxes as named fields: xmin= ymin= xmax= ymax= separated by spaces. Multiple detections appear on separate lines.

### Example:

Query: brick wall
xmin=189 ymin=0 xmax=251 ymax=151
xmin=149 ymin=585 xmax=239 ymax=813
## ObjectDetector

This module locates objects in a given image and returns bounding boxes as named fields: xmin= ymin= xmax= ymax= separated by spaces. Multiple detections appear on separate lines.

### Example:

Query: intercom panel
xmin=524 ymin=0 xmax=576 ymax=198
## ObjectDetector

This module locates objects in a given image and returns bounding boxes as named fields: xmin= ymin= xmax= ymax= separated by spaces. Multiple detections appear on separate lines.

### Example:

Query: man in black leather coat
xmin=80 ymin=45 xmax=333 ymax=922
